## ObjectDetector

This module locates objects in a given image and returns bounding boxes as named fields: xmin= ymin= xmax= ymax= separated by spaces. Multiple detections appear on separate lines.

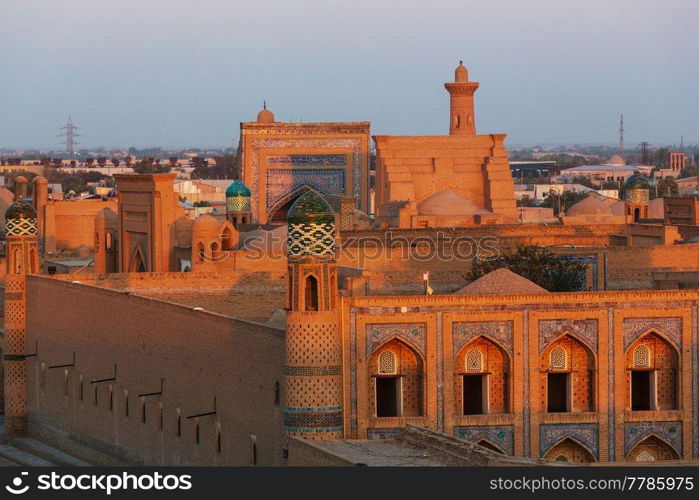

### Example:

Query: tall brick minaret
xmin=3 ymin=199 xmax=40 ymax=437
xmin=284 ymin=191 xmax=343 ymax=440
xmin=445 ymin=61 xmax=479 ymax=136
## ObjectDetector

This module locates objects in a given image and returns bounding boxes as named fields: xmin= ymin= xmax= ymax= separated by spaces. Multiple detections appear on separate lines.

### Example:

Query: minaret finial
xmin=263 ymin=100 xmax=267 ymax=110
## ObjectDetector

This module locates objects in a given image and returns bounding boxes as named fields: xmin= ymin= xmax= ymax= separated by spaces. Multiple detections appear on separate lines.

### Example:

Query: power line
xmin=58 ymin=115 xmax=80 ymax=158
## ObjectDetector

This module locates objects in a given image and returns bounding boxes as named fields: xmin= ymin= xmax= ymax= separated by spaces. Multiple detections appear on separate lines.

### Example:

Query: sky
xmin=1 ymin=0 xmax=698 ymax=149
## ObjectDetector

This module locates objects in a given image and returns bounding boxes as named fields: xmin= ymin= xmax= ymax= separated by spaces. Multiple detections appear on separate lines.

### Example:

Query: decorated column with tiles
xmin=284 ymin=191 xmax=343 ymax=439
xmin=225 ymin=180 xmax=252 ymax=228
xmin=4 ymin=201 xmax=40 ymax=437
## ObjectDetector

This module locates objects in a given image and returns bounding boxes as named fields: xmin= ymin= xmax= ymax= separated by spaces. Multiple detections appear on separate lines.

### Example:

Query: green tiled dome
xmin=5 ymin=201 xmax=37 ymax=220
xmin=226 ymin=180 xmax=251 ymax=198
xmin=287 ymin=191 xmax=334 ymax=224
xmin=624 ymin=173 xmax=650 ymax=190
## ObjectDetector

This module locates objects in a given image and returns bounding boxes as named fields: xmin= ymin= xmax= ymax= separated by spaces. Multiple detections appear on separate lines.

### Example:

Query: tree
xmin=467 ymin=246 xmax=588 ymax=292
xmin=653 ymin=177 xmax=679 ymax=199
xmin=678 ymin=165 xmax=699 ymax=179
xmin=540 ymin=190 xmax=589 ymax=215
xmin=569 ymin=175 xmax=593 ymax=188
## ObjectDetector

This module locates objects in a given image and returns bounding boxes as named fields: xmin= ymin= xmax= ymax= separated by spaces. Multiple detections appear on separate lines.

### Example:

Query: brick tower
xmin=3 ymin=200 xmax=40 ymax=437
xmin=445 ymin=61 xmax=479 ymax=135
xmin=284 ymin=191 xmax=343 ymax=439
xmin=624 ymin=173 xmax=650 ymax=223
xmin=225 ymin=180 xmax=252 ymax=228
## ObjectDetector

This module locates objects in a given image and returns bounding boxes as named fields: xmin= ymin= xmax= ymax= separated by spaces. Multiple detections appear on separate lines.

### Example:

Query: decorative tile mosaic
xmin=267 ymin=154 xmax=346 ymax=166
xmin=266 ymin=169 xmax=346 ymax=210
xmin=453 ymin=321 xmax=513 ymax=355
xmin=693 ymin=306 xmax=698 ymax=459
xmin=623 ymin=317 xmax=682 ymax=350
xmin=607 ymin=308 xmax=615 ymax=461
xmin=522 ymin=311 xmax=530 ymax=457
xmin=539 ymin=319 xmax=598 ymax=353
xmin=540 ymin=423 xmax=599 ymax=458
xmin=455 ymin=425 xmax=514 ymax=455
xmin=287 ymin=222 xmax=335 ymax=257
xmin=226 ymin=196 xmax=250 ymax=213
xmin=624 ymin=421 xmax=682 ymax=457
xmin=6 ymin=217 xmax=37 ymax=235
xmin=366 ymin=323 xmax=426 ymax=357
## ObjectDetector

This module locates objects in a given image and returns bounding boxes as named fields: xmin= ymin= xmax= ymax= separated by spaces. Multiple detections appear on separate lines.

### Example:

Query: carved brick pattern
xmin=455 ymin=425 xmax=514 ymax=455
xmin=366 ymin=323 xmax=426 ymax=357
xmin=539 ymin=319 xmax=598 ymax=353
xmin=540 ymin=424 xmax=599 ymax=459
xmin=267 ymin=154 xmax=346 ymax=166
xmin=624 ymin=421 xmax=682 ymax=457
xmin=623 ymin=317 xmax=682 ymax=350
xmin=452 ymin=321 xmax=513 ymax=355
xmin=367 ymin=428 xmax=401 ymax=440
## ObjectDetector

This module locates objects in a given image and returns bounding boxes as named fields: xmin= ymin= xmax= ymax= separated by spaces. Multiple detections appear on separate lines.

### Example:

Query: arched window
xmin=465 ymin=348 xmax=483 ymax=372
xmin=274 ymin=381 xmax=280 ymax=407
xmin=455 ymin=115 xmax=461 ymax=128
xmin=304 ymin=275 xmax=319 ymax=311
xmin=215 ymin=425 xmax=222 ymax=454
xmin=636 ymin=450 xmax=655 ymax=462
xmin=105 ymin=232 xmax=113 ymax=250
xmin=378 ymin=350 xmax=397 ymax=375
xmin=550 ymin=346 xmax=567 ymax=370
xmin=633 ymin=344 xmax=650 ymax=368
xmin=176 ymin=410 xmax=182 ymax=436
xmin=194 ymin=420 xmax=200 ymax=445
xmin=198 ymin=243 xmax=205 ymax=263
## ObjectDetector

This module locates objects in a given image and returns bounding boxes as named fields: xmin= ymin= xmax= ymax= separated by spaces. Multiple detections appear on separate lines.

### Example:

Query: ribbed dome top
xmin=287 ymin=191 xmax=334 ymax=224
xmin=5 ymin=200 xmax=36 ymax=220
xmin=226 ymin=180 xmax=251 ymax=197
xmin=418 ymin=188 xmax=485 ymax=216
xmin=624 ymin=173 xmax=651 ymax=190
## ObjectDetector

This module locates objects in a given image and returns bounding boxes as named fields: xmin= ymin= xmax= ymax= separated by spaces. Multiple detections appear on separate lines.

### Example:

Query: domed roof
xmin=14 ymin=175 xmax=28 ymax=184
xmin=287 ymin=191 xmax=334 ymax=224
xmin=566 ymin=195 xmax=612 ymax=216
xmin=192 ymin=213 xmax=221 ymax=232
xmin=454 ymin=268 xmax=549 ymax=295
xmin=624 ymin=173 xmax=650 ymax=190
xmin=455 ymin=61 xmax=468 ymax=82
xmin=257 ymin=102 xmax=275 ymax=123
xmin=32 ymin=176 xmax=48 ymax=184
xmin=5 ymin=200 xmax=36 ymax=220
xmin=607 ymin=155 xmax=625 ymax=166
xmin=226 ymin=180 xmax=251 ymax=197
xmin=418 ymin=188 xmax=486 ymax=216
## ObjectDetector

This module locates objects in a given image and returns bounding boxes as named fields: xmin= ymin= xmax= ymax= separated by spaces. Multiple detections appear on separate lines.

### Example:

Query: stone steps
xmin=0 ymin=445 xmax=56 ymax=467
xmin=10 ymin=438 xmax=91 ymax=467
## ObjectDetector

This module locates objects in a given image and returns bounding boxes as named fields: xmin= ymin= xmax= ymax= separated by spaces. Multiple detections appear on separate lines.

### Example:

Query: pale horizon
xmin=2 ymin=0 xmax=698 ymax=149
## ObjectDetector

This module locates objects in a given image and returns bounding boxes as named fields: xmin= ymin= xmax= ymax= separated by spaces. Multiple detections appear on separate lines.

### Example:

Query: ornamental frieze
xmin=452 ymin=321 xmax=513 ymax=355
xmin=366 ymin=323 xmax=426 ymax=357
xmin=539 ymin=319 xmax=598 ymax=352
xmin=623 ymin=317 xmax=682 ymax=350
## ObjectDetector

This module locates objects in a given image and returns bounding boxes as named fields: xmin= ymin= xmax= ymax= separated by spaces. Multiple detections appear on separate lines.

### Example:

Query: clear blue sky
xmin=1 ymin=0 xmax=697 ymax=149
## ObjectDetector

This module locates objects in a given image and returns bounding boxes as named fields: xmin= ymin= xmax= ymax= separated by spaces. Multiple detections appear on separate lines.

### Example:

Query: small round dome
xmin=418 ymin=188 xmax=486 ymax=216
xmin=192 ymin=214 xmax=221 ymax=232
xmin=257 ymin=105 xmax=275 ymax=123
xmin=455 ymin=61 xmax=468 ymax=82
xmin=226 ymin=180 xmax=251 ymax=198
xmin=624 ymin=173 xmax=650 ymax=190
xmin=287 ymin=191 xmax=334 ymax=225
xmin=33 ymin=176 xmax=48 ymax=185
xmin=607 ymin=155 xmax=625 ymax=166
xmin=5 ymin=201 xmax=36 ymax=220
xmin=14 ymin=176 xmax=28 ymax=184
xmin=566 ymin=195 xmax=612 ymax=216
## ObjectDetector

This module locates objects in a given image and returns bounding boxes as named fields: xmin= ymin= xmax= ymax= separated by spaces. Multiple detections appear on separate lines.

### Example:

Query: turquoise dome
xmin=226 ymin=180 xmax=251 ymax=198
xmin=624 ymin=173 xmax=650 ymax=190
xmin=5 ymin=200 xmax=36 ymax=220
xmin=287 ymin=191 xmax=334 ymax=225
